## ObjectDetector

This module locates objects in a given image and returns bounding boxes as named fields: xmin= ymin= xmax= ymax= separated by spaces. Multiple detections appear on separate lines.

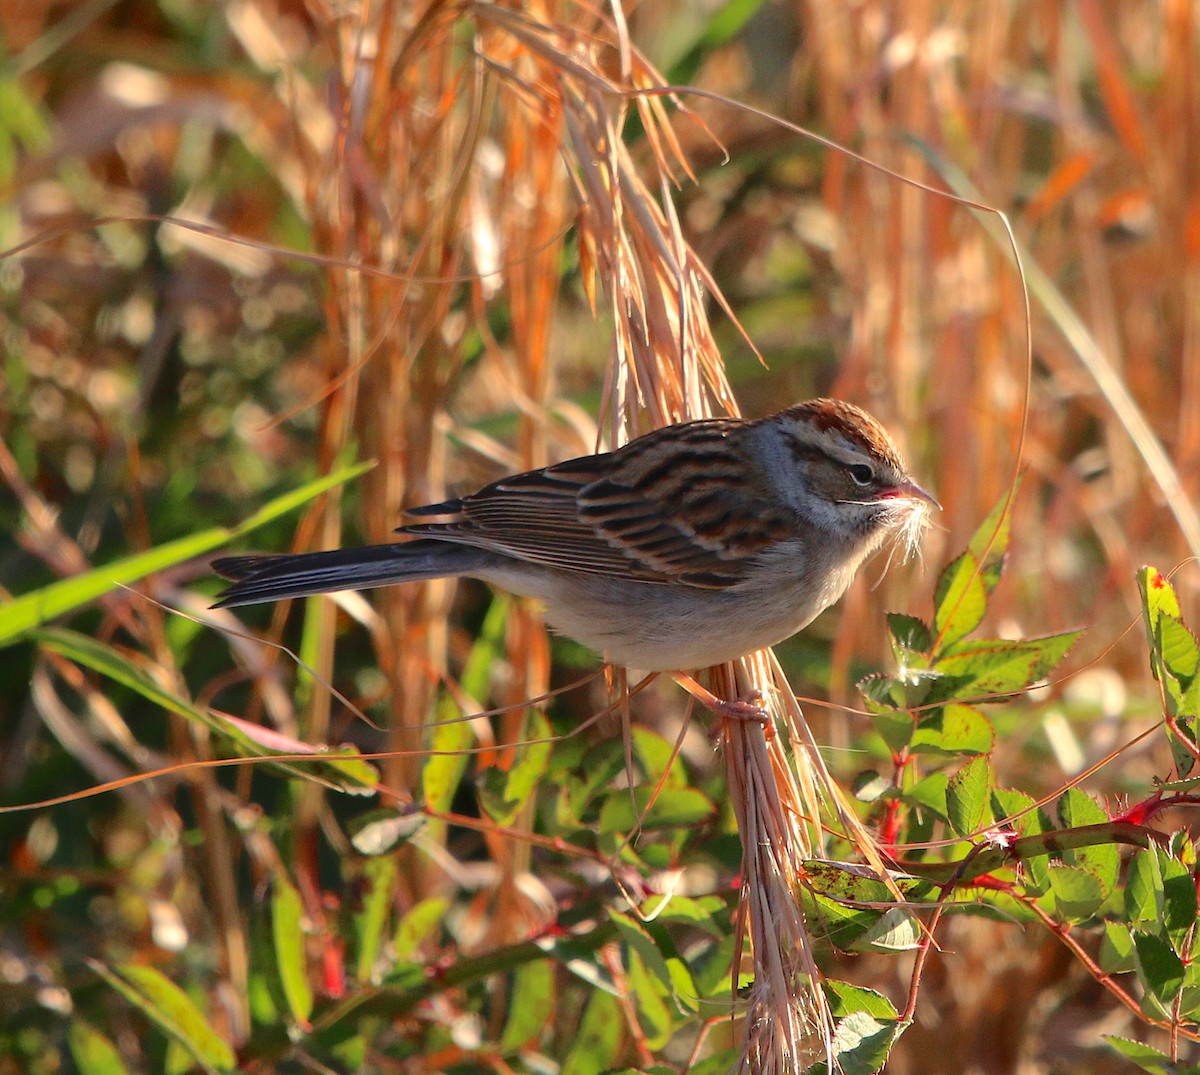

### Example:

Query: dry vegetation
xmin=1 ymin=2 xmax=1198 ymax=1073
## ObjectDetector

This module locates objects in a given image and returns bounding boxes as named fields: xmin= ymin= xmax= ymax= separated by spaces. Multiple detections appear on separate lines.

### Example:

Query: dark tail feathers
xmin=211 ymin=539 xmax=491 ymax=608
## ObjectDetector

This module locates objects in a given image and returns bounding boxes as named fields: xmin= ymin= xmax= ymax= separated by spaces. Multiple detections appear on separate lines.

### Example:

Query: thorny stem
xmin=900 ymin=843 xmax=986 ymax=1022
xmin=1024 ymin=898 xmax=1200 ymax=1044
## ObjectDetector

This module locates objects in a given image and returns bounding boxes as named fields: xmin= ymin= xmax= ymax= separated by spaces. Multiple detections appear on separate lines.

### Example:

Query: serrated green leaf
xmin=499 ymin=960 xmax=554 ymax=1050
xmin=869 ymin=708 xmax=916 ymax=753
xmin=422 ymin=695 xmax=473 ymax=814
xmin=947 ymin=756 xmax=992 ymax=836
xmin=911 ymin=703 xmax=993 ymax=755
xmin=1158 ymin=613 xmax=1200 ymax=683
xmin=688 ymin=1050 xmax=743 ymax=1075
xmin=1099 ymin=922 xmax=1137 ymax=974
xmin=991 ymin=787 xmax=1041 ymax=834
xmin=933 ymin=550 xmax=988 ymax=648
xmin=1125 ymin=850 xmax=1164 ymax=926
xmin=94 ymin=963 xmax=235 ymax=1073
xmin=1057 ymin=789 xmax=1119 ymax=891
xmin=850 ymin=908 xmax=923 ymax=953
xmin=1057 ymin=786 xmax=1108 ymax=829
xmin=967 ymin=485 xmax=1018 ymax=586
xmin=626 ymin=950 xmax=676 ymax=1048
xmin=1133 ymin=930 xmax=1185 ymax=1007
xmin=800 ymin=890 xmax=885 ymax=952
xmin=888 ymin=612 xmax=932 ymax=659
xmin=827 ymin=1011 xmax=904 ymax=1075
xmin=272 ymin=877 xmax=312 ymax=1025
xmin=934 ymin=631 xmax=1083 ymax=699
xmin=905 ymin=771 xmax=949 ymax=819
xmin=805 ymin=862 xmax=896 ymax=904
xmin=1166 ymin=715 xmax=1199 ymax=780
xmin=1161 ymin=852 xmax=1197 ymax=937
xmin=1139 ymin=567 xmax=1182 ymax=663
xmin=1104 ymin=1036 xmax=1177 ymax=1075
xmin=1043 ymin=863 xmax=1106 ymax=922
xmin=824 ymin=980 xmax=899 ymax=1021
xmin=1172 ymin=831 xmax=1197 ymax=867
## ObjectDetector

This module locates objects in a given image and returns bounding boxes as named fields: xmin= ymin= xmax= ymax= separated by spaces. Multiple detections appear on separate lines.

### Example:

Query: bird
xmin=212 ymin=399 xmax=937 ymax=673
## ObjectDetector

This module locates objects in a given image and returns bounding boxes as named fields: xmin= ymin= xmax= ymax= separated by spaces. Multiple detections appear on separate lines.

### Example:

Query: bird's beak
xmin=883 ymin=480 xmax=941 ymax=511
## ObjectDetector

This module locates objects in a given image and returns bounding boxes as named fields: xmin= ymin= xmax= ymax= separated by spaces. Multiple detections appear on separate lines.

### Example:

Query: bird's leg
xmin=671 ymin=673 xmax=770 ymax=725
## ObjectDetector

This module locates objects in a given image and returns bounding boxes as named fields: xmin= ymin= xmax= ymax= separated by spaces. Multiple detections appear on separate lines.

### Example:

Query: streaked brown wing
xmin=401 ymin=420 xmax=798 ymax=589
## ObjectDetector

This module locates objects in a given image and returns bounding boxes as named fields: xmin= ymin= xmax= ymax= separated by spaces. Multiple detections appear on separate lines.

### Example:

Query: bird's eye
xmin=848 ymin=463 xmax=875 ymax=486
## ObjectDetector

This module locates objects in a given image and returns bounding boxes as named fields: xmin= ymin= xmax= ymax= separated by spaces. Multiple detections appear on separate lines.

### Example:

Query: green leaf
xmin=804 ymin=899 xmax=887 ymax=952
xmin=933 ymin=631 xmax=1083 ymax=699
xmin=832 ymin=1012 xmax=905 ymax=1075
xmin=824 ymin=980 xmax=899 ymax=1021
xmin=905 ymin=771 xmax=949 ymax=819
xmin=499 ymin=960 xmax=555 ymax=1050
xmin=597 ymin=786 xmax=715 ymax=833
xmin=805 ymin=862 xmax=897 ymax=905
xmin=93 ymin=962 xmax=236 ymax=1073
xmin=354 ymin=856 xmax=396 ymax=983
xmin=393 ymin=897 xmax=448 ymax=961
xmin=560 ymin=989 xmax=622 ymax=1075
xmin=1104 ymin=1037 xmax=1178 ymax=1075
xmin=1057 ymin=789 xmax=1119 ymax=891
xmin=946 ymin=756 xmax=992 ymax=837
xmin=1125 ymin=850 xmax=1164 ymax=926
xmin=868 ymin=706 xmax=916 ymax=754
xmin=272 ymin=877 xmax=312 ymax=1025
xmin=625 ymin=947 xmax=676 ymax=1049
xmin=859 ymin=670 xmax=933 ymax=715
xmin=638 ymin=894 xmax=726 ymax=937
xmin=888 ymin=613 xmax=931 ymax=660
xmin=1043 ymin=863 xmax=1107 ymax=922
xmin=1158 ymin=613 xmax=1200 ymax=684
xmin=1099 ymin=922 xmax=1137 ymax=974
xmin=422 ymin=693 xmax=473 ymax=814
xmin=609 ymin=911 xmax=676 ymax=999
xmin=479 ymin=711 xmax=553 ymax=827
xmin=1139 ymin=566 xmax=1183 ymax=677
xmin=632 ymin=725 xmax=687 ymax=789
xmin=849 ymin=908 xmax=923 ymax=953
xmin=68 ymin=1021 xmax=130 ymax=1075
xmin=992 ymin=787 xmax=1042 ymax=834
xmin=967 ymin=486 xmax=1018 ymax=588
xmin=0 ymin=462 xmax=372 ymax=647
xmin=911 ymin=703 xmax=994 ymax=755
xmin=1161 ymin=852 xmax=1198 ymax=938
xmin=1133 ymin=930 xmax=1186 ymax=1008
xmin=688 ymin=1051 xmax=743 ymax=1075
xmin=933 ymin=549 xmax=988 ymax=648
xmin=36 ymin=628 xmax=378 ymax=792
xmin=348 ymin=809 xmax=424 ymax=855
xmin=852 ymin=770 xmax=891 ymax=802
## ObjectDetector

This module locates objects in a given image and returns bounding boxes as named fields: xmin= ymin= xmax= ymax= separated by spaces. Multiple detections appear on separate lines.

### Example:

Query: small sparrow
xmin=212 ymin=399 xmax=937 ymax=672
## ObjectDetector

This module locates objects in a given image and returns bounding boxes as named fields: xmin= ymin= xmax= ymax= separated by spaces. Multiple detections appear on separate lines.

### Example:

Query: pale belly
xmin=478 ymin=558 xmax=861 ymax=671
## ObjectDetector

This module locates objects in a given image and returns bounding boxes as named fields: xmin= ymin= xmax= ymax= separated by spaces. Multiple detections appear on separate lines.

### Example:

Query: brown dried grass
xmin=4 ymin=0 xmax=1199 ymax=1071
